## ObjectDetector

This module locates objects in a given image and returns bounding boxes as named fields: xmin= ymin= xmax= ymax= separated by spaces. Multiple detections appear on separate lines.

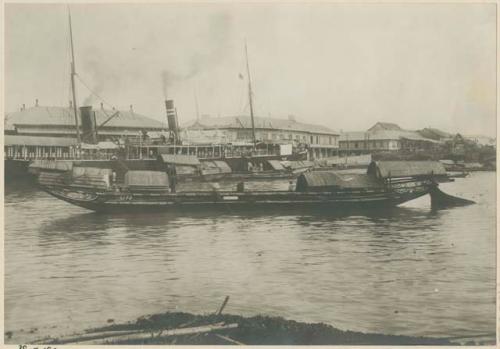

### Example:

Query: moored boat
xmin=36 ymin=160 xmax=474 ymax=212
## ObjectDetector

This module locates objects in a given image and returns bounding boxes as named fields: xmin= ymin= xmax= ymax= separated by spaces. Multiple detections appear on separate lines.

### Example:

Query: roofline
xmin=11 ymin=124 xmax=165 ymax=130
xmin=185 ymin=125 xmax=339 ymax=136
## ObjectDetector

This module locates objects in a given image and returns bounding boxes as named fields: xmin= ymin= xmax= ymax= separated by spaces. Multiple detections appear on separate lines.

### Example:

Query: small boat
xmin=37 ymin=161 xmax=474 ymax=212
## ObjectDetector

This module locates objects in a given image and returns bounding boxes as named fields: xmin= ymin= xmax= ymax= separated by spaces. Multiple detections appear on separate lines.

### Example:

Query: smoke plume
xmin=160 ymin=12 xmax=233 ymax=97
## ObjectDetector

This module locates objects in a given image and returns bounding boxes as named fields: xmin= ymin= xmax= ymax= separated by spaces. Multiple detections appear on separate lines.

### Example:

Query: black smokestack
xmin=165 ymin=99 xmax=180 ymax=143
xmin=80 ymin=106 xmax=98 ymax=144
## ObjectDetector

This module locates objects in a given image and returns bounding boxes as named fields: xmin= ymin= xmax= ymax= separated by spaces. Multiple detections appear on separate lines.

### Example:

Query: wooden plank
xmin=61 ymin=323 xmax=239 ymax=345
xmin=215 ymin=334 xmax=245 ymax=345
xmin=32 ymin=330 xmax=141 ymax=344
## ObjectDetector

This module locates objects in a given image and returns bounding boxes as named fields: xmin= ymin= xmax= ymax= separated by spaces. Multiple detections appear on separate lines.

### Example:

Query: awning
xmin=158 ymin=154 xmax=201 ymax=166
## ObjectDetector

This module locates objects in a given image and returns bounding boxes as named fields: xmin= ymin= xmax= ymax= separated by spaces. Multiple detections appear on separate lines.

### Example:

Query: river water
xmin=4 ymin=172 xmax=496 ymax=343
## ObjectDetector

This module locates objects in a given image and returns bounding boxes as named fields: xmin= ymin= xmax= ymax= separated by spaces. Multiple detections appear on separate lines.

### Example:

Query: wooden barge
xmin=37 ymin=161 xmax=474 ymax=212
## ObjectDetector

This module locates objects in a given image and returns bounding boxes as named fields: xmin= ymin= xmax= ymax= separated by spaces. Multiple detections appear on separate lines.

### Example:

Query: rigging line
xmin=75 ymin=74 xmax=114 ymax=109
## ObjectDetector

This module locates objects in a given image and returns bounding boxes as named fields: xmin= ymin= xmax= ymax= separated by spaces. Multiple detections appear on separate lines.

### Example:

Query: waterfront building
xmin=184 ymin=115 xmax=340 ymax=159
xmin=5 ymin=103 xmax=166 ymax=140
xmin=339 ymin=122 xmax=441 ymax=154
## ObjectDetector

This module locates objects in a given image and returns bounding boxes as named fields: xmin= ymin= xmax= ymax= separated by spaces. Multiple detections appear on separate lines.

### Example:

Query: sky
xmin=4 ymin=2 xmax=497 ymax=137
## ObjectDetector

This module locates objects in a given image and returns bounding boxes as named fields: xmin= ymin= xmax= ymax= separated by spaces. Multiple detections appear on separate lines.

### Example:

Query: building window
xmin=354 ymin=142 xmax=359 ymax=148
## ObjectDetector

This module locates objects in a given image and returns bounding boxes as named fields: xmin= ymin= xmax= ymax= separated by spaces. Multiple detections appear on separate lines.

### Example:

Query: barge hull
xmin=42 ymin=186 xmax=430 ymax=213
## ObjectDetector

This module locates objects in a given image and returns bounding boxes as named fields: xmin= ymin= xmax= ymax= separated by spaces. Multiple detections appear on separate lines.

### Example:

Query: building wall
xmin=339 ymin=139 xmax=400 ymax=151
xmin=12 ymin=125 xmax=163 ymax=140
xmin=230 ymin=128 xmax=338 ymax=147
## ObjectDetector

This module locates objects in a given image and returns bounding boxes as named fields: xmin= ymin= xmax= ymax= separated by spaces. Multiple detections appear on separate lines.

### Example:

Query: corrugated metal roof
xmin=418 ymin=128 xmax=452 ymax=140
xmin=5 ymin=135 xmax=77 ymax=146
xmin=367 ymin=161 xmax=447 ymax=178
xmin=5 ymin=106 xmax=165 ymax=130
xmin=185 ymin=115 xmax=338 ymax=135
xmin=367 ymin=122 xmax=402 ymax=131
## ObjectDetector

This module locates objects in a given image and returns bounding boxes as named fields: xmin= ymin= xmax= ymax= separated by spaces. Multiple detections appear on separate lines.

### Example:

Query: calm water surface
xmin=4 ymin=172 xmax=496 ymax=343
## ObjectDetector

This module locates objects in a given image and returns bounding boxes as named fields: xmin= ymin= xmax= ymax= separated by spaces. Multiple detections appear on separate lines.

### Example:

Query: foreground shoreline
xmin=26 ymin=311 xmax=495 ymax=346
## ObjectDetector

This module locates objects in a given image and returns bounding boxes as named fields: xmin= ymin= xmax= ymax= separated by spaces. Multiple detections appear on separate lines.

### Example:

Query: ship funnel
xmin=80 ymin=106 xmax=98 ymax=144
xmin=165 ymin=99 xmax=180 ymax=143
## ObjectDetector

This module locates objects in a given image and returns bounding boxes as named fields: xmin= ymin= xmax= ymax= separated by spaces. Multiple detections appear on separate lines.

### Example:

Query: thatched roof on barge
xmin=201 ymin=160 xmax=232 ymax=175
xmin=71 ymin=167 xmax=112 ymax=189
xmin=29 ymin=159 xmax=74 ymax=172
xmin=296 ymin=172 xmax=382 ymax=192
xmin=124 ymin=171 xmax=169 ymax=189
xmin=367 ymin=161 xmax=446 ymax=179
xmin=266 ymin=160 xmax=286 ymax=171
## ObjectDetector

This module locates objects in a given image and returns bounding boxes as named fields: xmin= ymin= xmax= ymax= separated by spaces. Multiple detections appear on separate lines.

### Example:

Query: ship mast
xmin=245 ymin=41 xmax=257 ymax=151
xmin=68 ymin=7 xmax=81 ymax=144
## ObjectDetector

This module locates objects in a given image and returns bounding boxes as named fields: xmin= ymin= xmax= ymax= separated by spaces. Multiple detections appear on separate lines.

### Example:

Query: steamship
xmin=5 ymin=12 xmax=303 ymax=181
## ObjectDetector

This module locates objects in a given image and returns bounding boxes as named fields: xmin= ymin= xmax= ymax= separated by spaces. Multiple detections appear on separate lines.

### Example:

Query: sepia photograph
xmin=2 ymin=1 xmax=497 ymax=346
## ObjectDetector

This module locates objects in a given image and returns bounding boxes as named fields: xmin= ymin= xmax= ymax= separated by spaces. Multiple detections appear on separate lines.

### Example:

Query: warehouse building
xmin=5 ymin=102 xmax=165 ymax=140
xmin=184 ymin=115 xmax=340 ymax=159
xmin=339 ymin=122 xmax=441 ymax=154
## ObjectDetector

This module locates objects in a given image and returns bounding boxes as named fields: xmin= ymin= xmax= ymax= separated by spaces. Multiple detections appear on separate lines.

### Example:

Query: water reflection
xmin=38 ymin=204 xmax=441 ymax=240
